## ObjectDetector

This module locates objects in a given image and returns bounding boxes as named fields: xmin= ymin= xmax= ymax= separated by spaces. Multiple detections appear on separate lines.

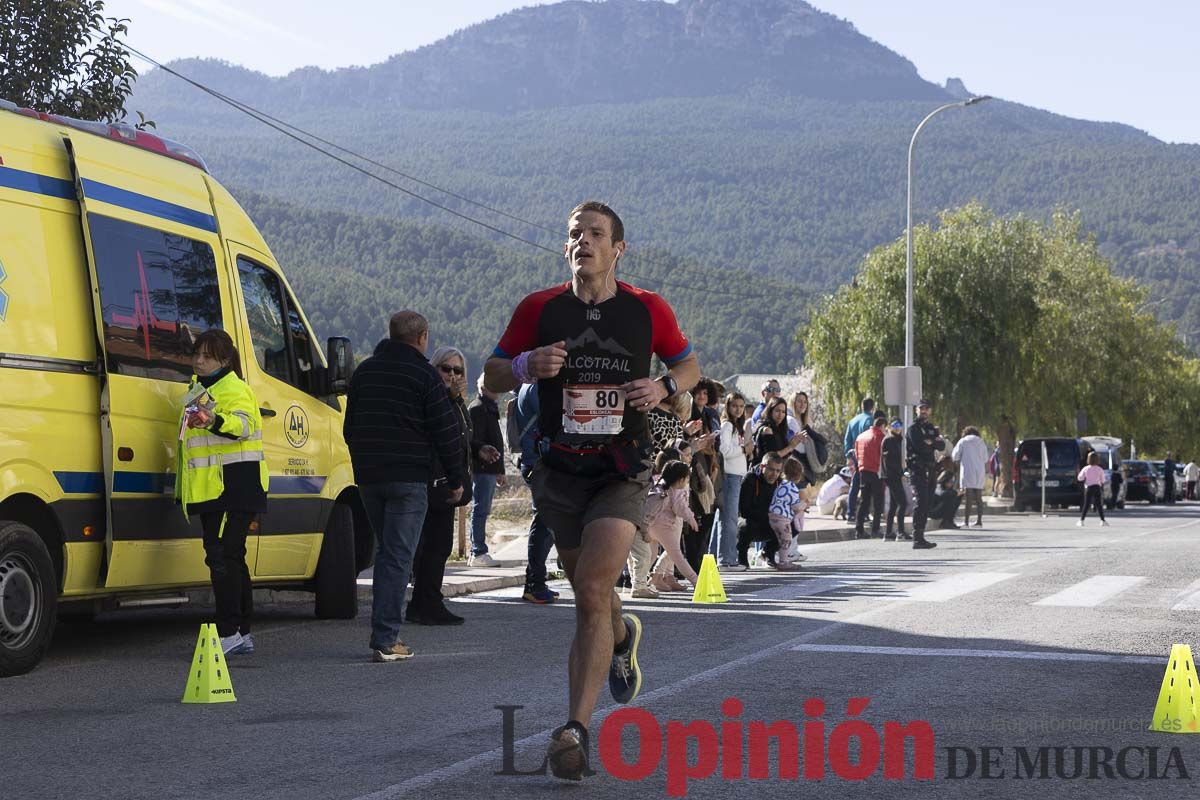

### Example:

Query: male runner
xmin=484 ymin=201 xmax=700 ymax=780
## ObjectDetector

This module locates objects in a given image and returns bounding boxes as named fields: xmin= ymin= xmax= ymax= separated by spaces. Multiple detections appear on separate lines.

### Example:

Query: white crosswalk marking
xmin=743 ymin=577 xmax=872 ymax=601
xmin=1034 ymin=575 xmax=1146 ymax=607
xmin=902 ymin=572 xmax=1018 ymax=601
xmin=1170 ymin=578 xmax=1200 ymax=611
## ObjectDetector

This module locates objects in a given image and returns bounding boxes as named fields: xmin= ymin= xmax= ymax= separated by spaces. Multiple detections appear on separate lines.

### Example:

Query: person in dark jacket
xmin=467 ymin=376 xmax=505 ymax=567
xmin=512 ymin=383 xmax=560 ymax=604
xmin=1164 ymin=452 xmax=1178 ymax=504
xmin=344 ymin=311 xmax=465 ymax=662
xmin=409 ymin=345 xmax=482 ymax=626
xmin=881 ymin=419 xmax=909 ymax=541
xmin=931 ymin=456 xmax=963 ymax=529
xmin=752 ymin=397 xmax=805 ymax=465
xmin=905 ymin=398 xmax=945 ymax=550
xmin=736 ymin=454 xmax=783 ymax=568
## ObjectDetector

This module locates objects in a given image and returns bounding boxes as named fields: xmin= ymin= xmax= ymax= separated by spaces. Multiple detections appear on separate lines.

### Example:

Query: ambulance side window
xmin=89 ymin=214 xmax=222 ymax=381
xmin=237 ymin=257 xmax=318 ymax=396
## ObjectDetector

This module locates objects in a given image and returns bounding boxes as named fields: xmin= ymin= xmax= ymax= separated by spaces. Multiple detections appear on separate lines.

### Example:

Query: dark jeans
xmin=683 ymin=511 xmax=716 ymax=575
xmin=201 ymin=511 xmax=254 ymax=638
xmin=470 ymin=474 xmax=498 ymax=555
xmin=885 ymin=475 xmax=908 ymax=535
xmin=411 ymin=503 xmax=456 ymax=616
xmin=855 ymin=471 xmax=884 ymax=535
xmin=1080 ymin=485 xmax=1106 ymax=521
xmin=737 ymin=521 xmax=777 ymax=566
xmin=911 ymin=469 xmax=933 ymax=537
xmin=524 ymin=492 xmax=555 ymax=592
xmin=1165 ymin=479 xmax=1176 ymax=504
xmin=931 ymin=491 xmax=962 ymax=527
xmin=846 ymin=470 xmax=861 ymax=520
xmin=362 ymin=481 xmax=428 ymax=650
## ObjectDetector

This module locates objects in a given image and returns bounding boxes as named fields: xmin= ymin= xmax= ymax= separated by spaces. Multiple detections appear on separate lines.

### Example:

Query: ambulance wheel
xmin=0 ymin=521 xmax=57 ymax=678
xmin=315 ymin=504 xmax=357 ymax=620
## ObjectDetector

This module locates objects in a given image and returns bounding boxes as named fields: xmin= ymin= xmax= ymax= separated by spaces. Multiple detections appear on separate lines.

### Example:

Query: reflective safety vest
xmin=175 ymin=371 xmax=269 ymax=517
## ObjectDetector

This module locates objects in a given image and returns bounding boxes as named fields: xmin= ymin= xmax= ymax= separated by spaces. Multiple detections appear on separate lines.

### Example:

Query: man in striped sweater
xmin=343 ymin=310 xmax=466 ymax=663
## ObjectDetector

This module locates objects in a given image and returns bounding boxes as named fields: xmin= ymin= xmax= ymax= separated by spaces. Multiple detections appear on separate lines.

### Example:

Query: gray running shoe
xmin=609 ymin=613 xmax=643 ymax=704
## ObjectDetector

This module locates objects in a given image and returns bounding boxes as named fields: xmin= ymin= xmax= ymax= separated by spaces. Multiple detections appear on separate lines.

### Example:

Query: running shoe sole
xmin=547 ymin=727 xmax=588 ymax=781
xmin=372 ymin=647 xmax=414 ymax=662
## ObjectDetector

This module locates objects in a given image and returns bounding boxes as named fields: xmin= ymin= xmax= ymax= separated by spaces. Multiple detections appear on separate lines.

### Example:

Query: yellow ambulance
xmin=0 ymin=100 xmax=372 ymax=677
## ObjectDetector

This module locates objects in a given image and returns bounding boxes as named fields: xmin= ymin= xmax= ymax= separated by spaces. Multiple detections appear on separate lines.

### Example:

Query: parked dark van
xmin=1012 ymin=437 xmax=1087 ymax=512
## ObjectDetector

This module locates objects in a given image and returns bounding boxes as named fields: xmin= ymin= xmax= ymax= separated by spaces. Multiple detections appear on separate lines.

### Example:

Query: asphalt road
xmin=6 ymin=503 xmax=1200 ymax=799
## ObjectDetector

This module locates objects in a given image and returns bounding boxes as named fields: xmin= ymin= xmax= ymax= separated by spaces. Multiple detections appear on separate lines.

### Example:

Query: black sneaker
xmin=898 ymin=532 xmax=913 ymax=541
xmin=913 ymin=540 xmax=937 ymax=550
xmin=609 ymin=613 xmax=643 ymax=704
xmin=419 ymin=605 xmax=464 ymax=626
xmin=547 ymin=723 xmax=590 ymax=781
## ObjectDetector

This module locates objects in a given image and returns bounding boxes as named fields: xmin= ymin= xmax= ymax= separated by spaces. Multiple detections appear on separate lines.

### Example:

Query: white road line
xmin=1171 ymin=579 xmax=1200 ymax=611
xmin=902 ymin=572 xmax=1018 ymax=601
xmin=1034 ymin=575 xmax=1146 ymax=607
xmin=790 ymin=643 xmax=1165 ymax=665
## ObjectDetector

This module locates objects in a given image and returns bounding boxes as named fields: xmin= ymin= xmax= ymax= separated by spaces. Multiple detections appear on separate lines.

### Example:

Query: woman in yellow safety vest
xmin=176 ymin=329 xmax=268 ymax=656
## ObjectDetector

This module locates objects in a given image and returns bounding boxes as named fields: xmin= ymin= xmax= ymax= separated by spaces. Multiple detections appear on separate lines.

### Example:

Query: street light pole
xmin=903 ymin=95 xmax=991 ymax=442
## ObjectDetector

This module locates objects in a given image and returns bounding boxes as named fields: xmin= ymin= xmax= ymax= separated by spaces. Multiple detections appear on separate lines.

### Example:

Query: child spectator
xmin=648 ymin=460 xmax=701 ymax=591
xmin=767 ymin=459 xmax=809 ymax=570
xmin=628 ymin=448 xmax=683 ymax=598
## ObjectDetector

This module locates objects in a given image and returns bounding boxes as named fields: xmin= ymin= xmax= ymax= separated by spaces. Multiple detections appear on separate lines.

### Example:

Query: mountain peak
xmin=137 ymin=0 xmax=947 ymax=112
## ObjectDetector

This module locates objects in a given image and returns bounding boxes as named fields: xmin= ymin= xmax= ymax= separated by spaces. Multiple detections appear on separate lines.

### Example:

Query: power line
xmin=124 ymin=46 xmax=806 ymax=302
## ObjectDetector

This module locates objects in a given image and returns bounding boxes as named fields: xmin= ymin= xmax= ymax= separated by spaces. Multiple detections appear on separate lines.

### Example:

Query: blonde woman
xmin=409 ymin=346 xmax=475 ymax=625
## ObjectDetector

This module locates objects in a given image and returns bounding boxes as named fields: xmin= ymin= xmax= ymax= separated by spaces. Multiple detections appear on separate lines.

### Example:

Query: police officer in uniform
xmin=906 ymin=399 xmax=944 ymax=550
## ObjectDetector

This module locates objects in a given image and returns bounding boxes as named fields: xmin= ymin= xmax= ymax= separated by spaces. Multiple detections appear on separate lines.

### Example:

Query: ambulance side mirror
xmin=326 ymin=337 xmax=353 ymax=394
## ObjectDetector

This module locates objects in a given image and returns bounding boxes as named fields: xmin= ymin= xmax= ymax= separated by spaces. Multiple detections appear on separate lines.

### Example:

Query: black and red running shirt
xmin=494 ymin=280 xmax=692 ymax=447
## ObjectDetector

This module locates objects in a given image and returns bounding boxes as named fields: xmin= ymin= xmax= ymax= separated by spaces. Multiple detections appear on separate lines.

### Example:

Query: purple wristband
xmin=512 ymin=351 xmax=536 ymax=384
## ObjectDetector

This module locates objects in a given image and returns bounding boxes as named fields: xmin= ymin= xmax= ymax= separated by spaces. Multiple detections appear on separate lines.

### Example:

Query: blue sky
xmin=108 ymin=0 xmax=1200 ymax=144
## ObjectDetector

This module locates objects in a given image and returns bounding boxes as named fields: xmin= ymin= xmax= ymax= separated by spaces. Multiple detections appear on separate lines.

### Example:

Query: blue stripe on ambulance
xmin=54 ymin=471 xmax=327 ymax=495
xmin=0 ymin=165 xmax=217 ymax=233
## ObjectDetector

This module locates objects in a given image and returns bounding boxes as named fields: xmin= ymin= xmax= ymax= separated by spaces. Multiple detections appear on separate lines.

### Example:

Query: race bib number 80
xmin=563 ymin=384 xmax=626 ymax=436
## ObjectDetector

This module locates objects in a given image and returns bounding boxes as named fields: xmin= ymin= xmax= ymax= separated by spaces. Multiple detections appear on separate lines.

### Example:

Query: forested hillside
xmin=240 ymin=193 xmax=810 ymax=382
xmin=125 ymin=0 xmax=1200 ymax=367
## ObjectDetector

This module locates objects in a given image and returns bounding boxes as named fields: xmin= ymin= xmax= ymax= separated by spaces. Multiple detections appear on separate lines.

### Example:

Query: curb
xmin=184 ymin=573 xmax=530 ymax=610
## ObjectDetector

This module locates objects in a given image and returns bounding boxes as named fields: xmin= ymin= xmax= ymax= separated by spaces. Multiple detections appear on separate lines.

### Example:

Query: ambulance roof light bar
xmin=0 ymin=99 xmax=209 ymax=173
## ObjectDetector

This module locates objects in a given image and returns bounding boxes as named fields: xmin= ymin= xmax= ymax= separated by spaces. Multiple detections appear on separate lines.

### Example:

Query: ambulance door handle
xmin=260 ymin=407 xmax=277 ymax=418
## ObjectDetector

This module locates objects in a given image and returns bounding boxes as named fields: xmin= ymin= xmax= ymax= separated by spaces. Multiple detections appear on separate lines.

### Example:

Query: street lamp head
xmin=963 ymin=95 xmax=993 ymax=106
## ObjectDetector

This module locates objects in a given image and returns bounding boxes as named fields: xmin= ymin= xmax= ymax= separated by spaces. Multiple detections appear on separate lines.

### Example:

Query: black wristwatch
xmin=658 ymin=374 xmax=678 ymax=399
